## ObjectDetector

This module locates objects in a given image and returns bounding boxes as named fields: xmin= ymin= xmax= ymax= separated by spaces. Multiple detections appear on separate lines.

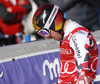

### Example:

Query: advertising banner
xmin=0 ymin=50 xmax=60 ymax=84
xmin=0 ymin=45 xmax=100 ymax=84
xmin=94 ymin=44 xmax=100 ymax=84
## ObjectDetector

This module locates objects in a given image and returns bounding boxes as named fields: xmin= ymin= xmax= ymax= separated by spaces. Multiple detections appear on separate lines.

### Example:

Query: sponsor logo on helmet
xmin=44 ymin=5 xmax=59 ymax=30
xmin=49 ymin=8 xmax=57 ymax=24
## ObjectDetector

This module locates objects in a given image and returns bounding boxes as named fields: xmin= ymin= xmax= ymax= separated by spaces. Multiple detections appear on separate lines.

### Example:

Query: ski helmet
xmin=32 ymin=3 xmax=64 ymax=38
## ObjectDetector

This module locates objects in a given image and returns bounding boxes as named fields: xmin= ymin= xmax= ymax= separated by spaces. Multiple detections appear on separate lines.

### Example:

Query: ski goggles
xmin=37 ymin=28 xmax=50 ymax=38
xmin=37 ymin=5 xmax=59 ymax=38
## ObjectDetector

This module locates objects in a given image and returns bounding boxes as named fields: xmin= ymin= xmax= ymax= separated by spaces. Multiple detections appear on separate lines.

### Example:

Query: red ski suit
xmin=58 ymin=20 xmax=98 ymax=84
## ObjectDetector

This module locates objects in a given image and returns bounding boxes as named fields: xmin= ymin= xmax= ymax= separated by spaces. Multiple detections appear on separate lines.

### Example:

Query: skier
xmin=32 ymin=3 xmax=98 ymax=84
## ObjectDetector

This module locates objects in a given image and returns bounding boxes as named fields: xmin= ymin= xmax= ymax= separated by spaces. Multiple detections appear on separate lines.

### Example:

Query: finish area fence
xmin=0 ymin=30 xmax=100 ymax=84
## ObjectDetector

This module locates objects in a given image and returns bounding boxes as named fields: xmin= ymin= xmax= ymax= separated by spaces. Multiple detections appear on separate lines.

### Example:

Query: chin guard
xmin=58 ymin=29 xmax=64 ymax=39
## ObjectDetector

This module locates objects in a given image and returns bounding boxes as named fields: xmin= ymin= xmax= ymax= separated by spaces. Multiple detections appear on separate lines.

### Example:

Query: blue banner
xmin=0 ymin=51 xmax=60 ymax=84
xmin=94 ymin=44 xmax=100 ymax=84
xmin=0 ymin=45 xmax=100 ymax=84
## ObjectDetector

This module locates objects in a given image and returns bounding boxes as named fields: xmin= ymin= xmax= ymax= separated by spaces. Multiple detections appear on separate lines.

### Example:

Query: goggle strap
xmin=44 ymin=5 xmax=59 ymax=30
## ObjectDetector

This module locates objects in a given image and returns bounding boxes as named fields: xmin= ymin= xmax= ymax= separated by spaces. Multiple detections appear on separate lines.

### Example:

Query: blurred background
xmin=0 ymin=0 xmax=100 ymax=46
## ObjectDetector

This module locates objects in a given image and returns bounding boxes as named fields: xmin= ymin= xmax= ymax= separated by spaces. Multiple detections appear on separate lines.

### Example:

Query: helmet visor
xmin=37 ymin=29 xmax=50 ymax=38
